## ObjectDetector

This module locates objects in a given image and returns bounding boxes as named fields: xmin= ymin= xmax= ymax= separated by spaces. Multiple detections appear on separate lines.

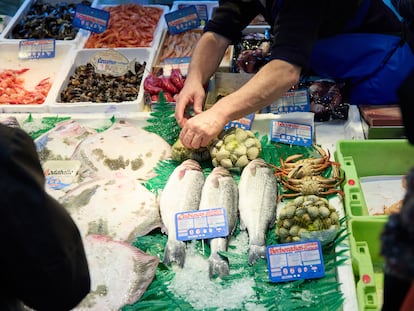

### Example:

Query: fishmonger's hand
xmin=174 ymin=79 xmax=206 ymax=128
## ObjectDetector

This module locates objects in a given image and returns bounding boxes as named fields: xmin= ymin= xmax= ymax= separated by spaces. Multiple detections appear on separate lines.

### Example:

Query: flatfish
xmin=238 ymin=158 xmax=278 ymax=265
xmin=71 ymin=120 xmax=172 ymax=181
xmin=61 ymin=175 xmax=161 ymax=243
xmin=35 ymin=119 xmax=97 ymax=163
xmin=198 ymin=166 xmax=238 ymax=278
xmin=74 ymin=234 xmax=159 ymax=310
xmin=160 ymin=159 xmax=205 ymax=268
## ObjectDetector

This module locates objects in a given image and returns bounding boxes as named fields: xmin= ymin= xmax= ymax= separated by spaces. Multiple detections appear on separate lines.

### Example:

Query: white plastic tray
xmin=0 ymin=41 xmax=75 ymax=113
xmin=0 ymin=0 xmax=98 ymax=48
xmin=47 ymin=48 xmax=154 ymax=113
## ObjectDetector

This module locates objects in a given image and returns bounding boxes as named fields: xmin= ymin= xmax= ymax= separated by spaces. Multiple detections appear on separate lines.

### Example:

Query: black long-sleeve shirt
xmin=205 ymin=0 xmax=402 ymax=68
xmin=0 ymin=124 xmax=90 ymax=311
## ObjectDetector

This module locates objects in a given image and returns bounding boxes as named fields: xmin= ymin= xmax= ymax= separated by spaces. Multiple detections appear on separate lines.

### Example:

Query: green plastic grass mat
xmin=134 ymin=99 xmax=349 ymax=310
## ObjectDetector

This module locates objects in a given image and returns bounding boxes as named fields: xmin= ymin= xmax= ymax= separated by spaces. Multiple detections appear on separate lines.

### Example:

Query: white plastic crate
xmin=82 ymin=2 xmax=169 ymax=50
xmin=47 ymin=48 xmax=154 ymax=113
xmin=0 ymin=41 xmax=75 ymax=113
xmin=0 ymin=0 xmax=98 ymax=48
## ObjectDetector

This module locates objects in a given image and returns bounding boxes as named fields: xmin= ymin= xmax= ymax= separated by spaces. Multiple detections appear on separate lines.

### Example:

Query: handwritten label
xmin=73 ymin=4 xmax=109 ymax=34
xmin=165 ymin=6 xmax=201 ymax=35
xmin=266 ymin=240 xmax=325 ymax=282
xmin=43 ymin=160 xmax=81 ymax=190
xmin=175 ymin=208 xmax=228 ymax=241
xmin=18 ymin=39 xmax=55 ymax=59
xmin=270 ymin=120 xmax=313 ymax=146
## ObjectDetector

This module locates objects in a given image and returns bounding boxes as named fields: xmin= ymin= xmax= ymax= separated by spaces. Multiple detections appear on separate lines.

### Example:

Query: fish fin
xmin=209 ymin=253 xmax=230 ymax=279
xmin=248 ymin=244 xmax=266 ymax=265
xmin=163 ymin=240 xmax=186 ymax=268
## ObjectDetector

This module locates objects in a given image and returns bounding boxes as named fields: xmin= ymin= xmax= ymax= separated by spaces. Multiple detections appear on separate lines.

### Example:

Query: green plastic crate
xmin=348 ymin=218 xmax=387 ymax=311
xmin=334 ymin=139 xmax=414 ymax=218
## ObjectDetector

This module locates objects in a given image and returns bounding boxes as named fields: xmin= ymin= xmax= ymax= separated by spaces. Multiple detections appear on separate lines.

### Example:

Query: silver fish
xmin=199 ymin=166 xmax=238 ymax=279
xmin=159 ymin=159 xmax=205 ymax=268
xmin=238 ymin=158 xmax=278 ymax=265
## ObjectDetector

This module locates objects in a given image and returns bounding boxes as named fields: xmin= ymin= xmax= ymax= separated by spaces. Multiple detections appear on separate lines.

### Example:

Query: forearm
xmin=209 ymin=59 xmax=301 ymax=123
xmin=186 ymin=31 xmax=231 ymax=85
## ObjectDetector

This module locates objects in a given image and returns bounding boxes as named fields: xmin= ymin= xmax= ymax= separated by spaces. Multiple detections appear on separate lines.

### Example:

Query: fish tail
xmin=208 ymin=253 xmax=230 ymax=279
xmin=163 ymin=240 xmax=186 ymax=268
xmin=248 ymin=244 xmax=266 ymax=265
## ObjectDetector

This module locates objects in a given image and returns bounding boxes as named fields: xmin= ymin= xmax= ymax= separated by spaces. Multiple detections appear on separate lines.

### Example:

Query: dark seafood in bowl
xmin=60 ymin=62 xmax=146 ymax=103
xmin=10 ymin=0 xmax=92 ymax=40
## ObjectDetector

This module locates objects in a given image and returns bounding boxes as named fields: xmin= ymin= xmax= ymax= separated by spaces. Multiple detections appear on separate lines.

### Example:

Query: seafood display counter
xmin=1 ymin=1 xmax=410 ymax=311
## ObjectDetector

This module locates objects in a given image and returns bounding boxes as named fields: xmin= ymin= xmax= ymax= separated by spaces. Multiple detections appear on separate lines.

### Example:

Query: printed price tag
xmin=177 ymin=4 xmax=209 ymax=25
xmin=224 ymin=113 xmax=255 ymax=130
xmin=43 ymin=160 xmax=81 ymax=190
xmin=270 ymin=120 xmax=313 ymax=147
xmin=18 ymin=39 xmax=55 ymax=59
xmin=165 ymin=6 xmax=201 ymax=35
xmin=265 ymin=89 xmax=310 ymax=114
xmin=266 ymin=240 xmax=325 ymax=283
xmin=163 ymin=56 xmax=191 ymax=76
xmin=73 ymin=4 xmax=109 ymax=34
xmin=175 ymin=208 xmax=228 ymax=241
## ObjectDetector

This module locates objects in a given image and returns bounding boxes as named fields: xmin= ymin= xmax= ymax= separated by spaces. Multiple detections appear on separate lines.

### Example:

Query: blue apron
xmin=308 ymin=0 xmax=414 ymax=105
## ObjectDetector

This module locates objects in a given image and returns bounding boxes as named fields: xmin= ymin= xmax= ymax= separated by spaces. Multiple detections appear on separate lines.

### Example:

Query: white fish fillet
xmin=35 ymin=119 xmax=97 ymax=163
xmin=74 ymin=234 xmax=159 ymax=310
xmin=238 ymin=158 xmax=278 ymax=265
xmin=199 ymin=166 xmax=238 ymax=278
xmin=71 ymin=120 xmax=171 ymax=181
xmin=159 ymin=159 xmax=205 ymax=268
xmin=61 ymin=176 xmax=161 ymax=243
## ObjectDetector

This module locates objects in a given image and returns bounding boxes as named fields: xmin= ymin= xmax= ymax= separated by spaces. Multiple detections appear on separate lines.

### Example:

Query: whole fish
xmin=199 ymin=166 xmax=238 ymax=279
xmin=74 ymin=234 xmax=159 ymax=311
xmin=238 ymin=158 xmax=278 ymax=265
xmin=160 ymin=159 xmax=205 ymax=268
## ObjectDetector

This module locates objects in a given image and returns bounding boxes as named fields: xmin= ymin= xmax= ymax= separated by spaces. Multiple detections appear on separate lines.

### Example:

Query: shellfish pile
xmin=60 ymin=62 xmax=146 ymax=103
xmin=276 ymin=194 xmax=340 ymax=244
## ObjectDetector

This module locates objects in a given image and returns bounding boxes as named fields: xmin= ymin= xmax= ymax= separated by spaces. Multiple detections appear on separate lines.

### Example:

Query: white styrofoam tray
xmin=81 ymin=2 xmax=169 ymax=50
xmin=0 ymin=0 xmax=98 ymax=48
xmin=0 ymin=41 xmax=75 ymax=113
xmin=47 ymin=48 xmax=154 ymax=113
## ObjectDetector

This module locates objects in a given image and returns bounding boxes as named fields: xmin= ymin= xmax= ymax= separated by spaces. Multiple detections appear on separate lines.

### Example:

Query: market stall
xmin=0 ymin=1 xmax=412 ymax=311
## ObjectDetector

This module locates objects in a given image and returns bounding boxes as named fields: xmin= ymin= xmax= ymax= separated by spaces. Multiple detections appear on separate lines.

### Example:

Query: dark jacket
xmin=0 ymin=124 xmax=90 ymax=311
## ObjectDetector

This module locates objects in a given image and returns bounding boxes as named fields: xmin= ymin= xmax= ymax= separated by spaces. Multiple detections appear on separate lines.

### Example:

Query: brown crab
xmin=275 ymin=144 xmax=340 ymax=179
xmin=278 ymin=166 xmax=345 ymax=201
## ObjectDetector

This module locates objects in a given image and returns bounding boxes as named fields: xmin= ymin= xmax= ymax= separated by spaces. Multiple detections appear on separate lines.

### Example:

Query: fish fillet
xmin=61 ymin=176 xmax=161 ymax=243
xmin=159 ymin=159 xmax=205 ymax=268
xmin=73 ymin=234 xmax=159 ymax=310
xmin=238 ymin=158 xmax=278 ymax=265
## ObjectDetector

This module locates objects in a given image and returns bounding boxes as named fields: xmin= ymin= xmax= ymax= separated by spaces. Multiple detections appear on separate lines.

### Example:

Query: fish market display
xmin=74 ymin=234 xmax=159 ymax=310
xmin=198 ymin=167 xmax=238 ymax=278
xmin=84 ymin=4 xmax=163 ymax=48
xmin=160 ymin=159 xmax=205 ymax=267
xmin=35 ymin=119 xmax=97 ymax=163
xmin=238 ymin=158 xmax=278 ymax=265
xmin=61 ymin=176 xmax=161 ymax=243
xmin=59 ymin=62 xmax=146 ymax=103
xmin=10 ymin=0 xmax=92 ymax=40
xmin=71 ymin=121 xmax=172 ymax=181
xmin=0 ymin=68 xmax=51 ymax=104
